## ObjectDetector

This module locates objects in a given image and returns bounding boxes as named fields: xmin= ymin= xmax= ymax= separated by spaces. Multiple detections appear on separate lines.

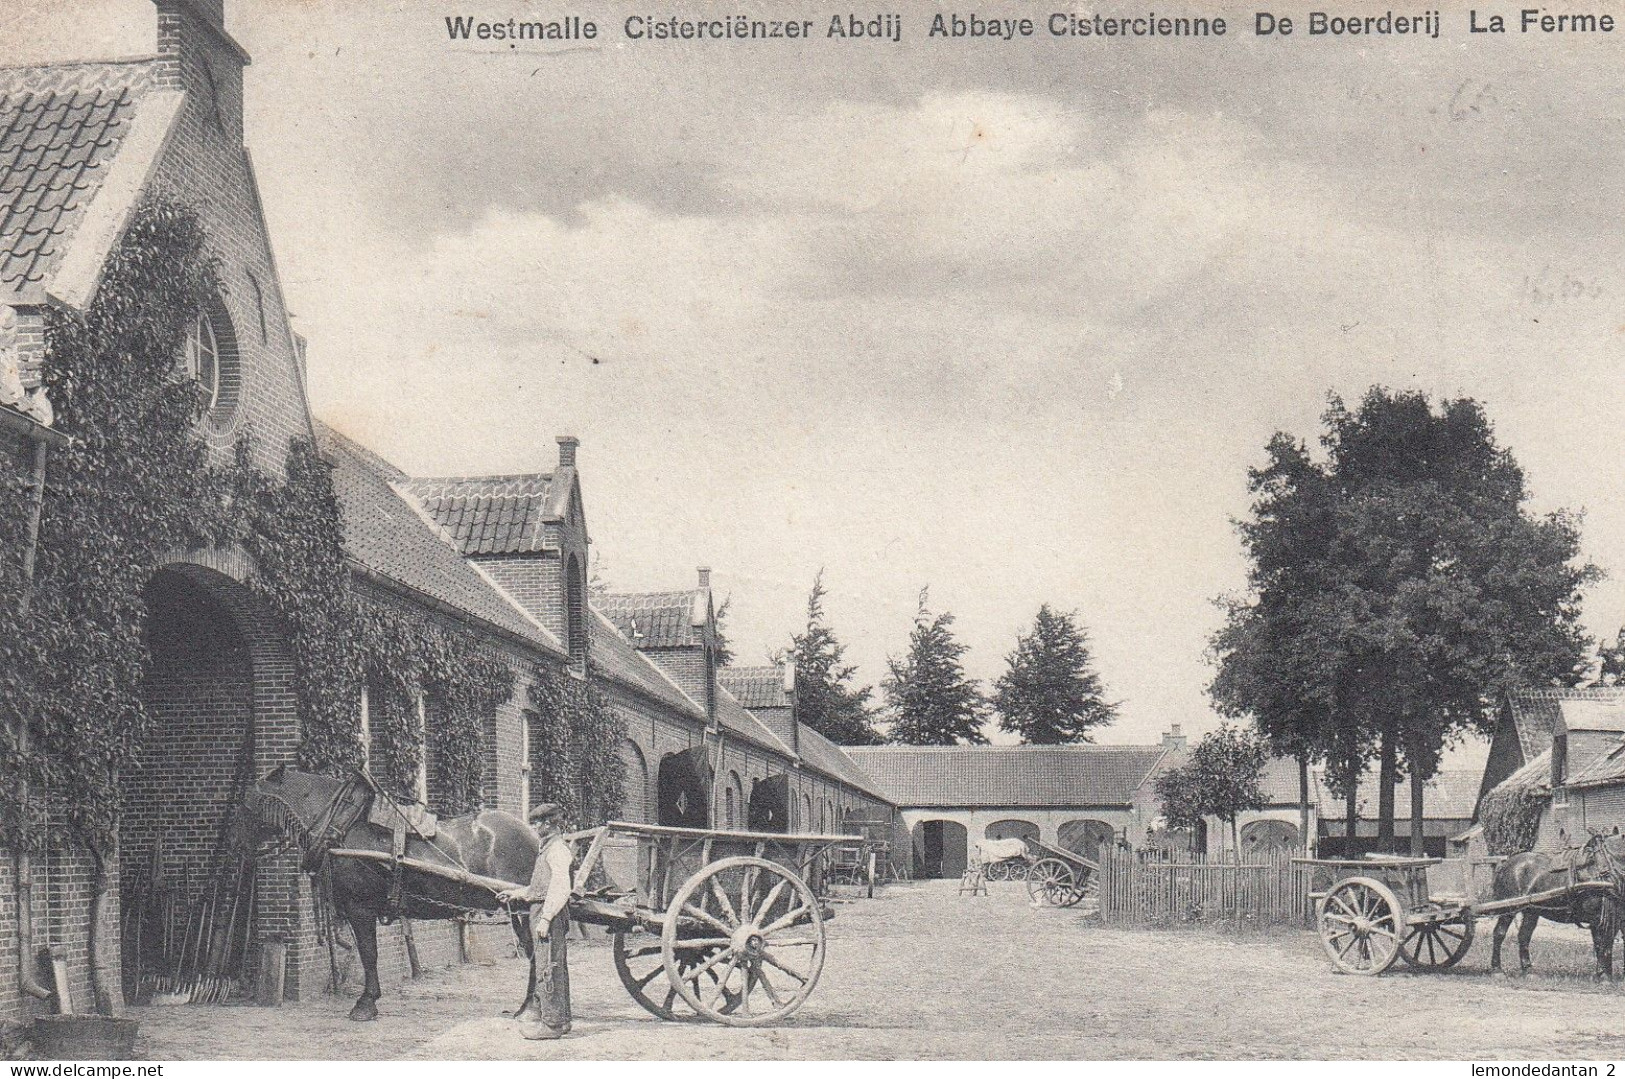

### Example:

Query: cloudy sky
xmin=9 ymin=3 xmax=1625 ymax=749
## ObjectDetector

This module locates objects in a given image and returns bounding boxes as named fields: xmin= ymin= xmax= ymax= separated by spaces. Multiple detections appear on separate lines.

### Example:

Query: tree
xmin=781 ymin=570 xmax=882 ymax=745
xmin=713 ymin=594 xmax=735 ymax=668
xmin=1153 ymin=724 xmax=1268 ymax=862
xmin=884 ymin=588 xmax=988 ymax=746
xmin=1211 ymin=388 xmax=1599 ymax=854
xmin=993 ymin=604 xmax=1117 ymax=744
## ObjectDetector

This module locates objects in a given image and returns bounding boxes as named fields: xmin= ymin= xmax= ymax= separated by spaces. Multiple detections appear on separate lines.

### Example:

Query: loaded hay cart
xmin=332 ymin=819 xmax=857 ymax=1025
xmin=1294 ymin=854 xmax=1617 ymax=976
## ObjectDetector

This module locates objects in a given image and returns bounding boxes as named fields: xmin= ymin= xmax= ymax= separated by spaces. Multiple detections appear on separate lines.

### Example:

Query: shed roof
xmin=318 ymin=424 xmax=562 ymax=655
xmin=598 ymin=590 xmax=707 ymax=648
xmin=400 ymin=472 xmax=564 ymax=556
xmin=795 ymin=725 xmax=892 ymax=802
xmin=842 ymin=745 xmax=1167 ymax=808
xmin=1503 ymin=688 xmax=1625 ymax=762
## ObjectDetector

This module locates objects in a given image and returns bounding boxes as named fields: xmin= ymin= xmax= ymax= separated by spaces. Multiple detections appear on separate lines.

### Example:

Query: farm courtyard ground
xmin=130 ymin=880 xmax=1625 ymax=1060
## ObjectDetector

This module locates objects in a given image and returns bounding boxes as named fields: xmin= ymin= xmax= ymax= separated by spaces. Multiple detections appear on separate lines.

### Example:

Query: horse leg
xmin=345 ymin=908 xmax=382 ymax=1021
xmin=510 ymin=911 xmax=541 ymax=1022
xmin=1516 ymin=910 xmax=1539 ymax=975
xmin=1590 ymin=918 xmax=1614 ymax=981
xmin=1491 ymin=914 xmax=1513 ymax=974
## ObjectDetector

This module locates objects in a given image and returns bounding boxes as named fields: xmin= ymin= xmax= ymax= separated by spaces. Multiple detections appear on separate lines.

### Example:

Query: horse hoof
xmin=349 ymin=1000 xmax=379 ymax=1022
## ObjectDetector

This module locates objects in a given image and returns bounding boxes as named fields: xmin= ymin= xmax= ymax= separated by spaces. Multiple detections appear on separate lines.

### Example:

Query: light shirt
xmin=526 ymin=832 xmax=574 ymax=925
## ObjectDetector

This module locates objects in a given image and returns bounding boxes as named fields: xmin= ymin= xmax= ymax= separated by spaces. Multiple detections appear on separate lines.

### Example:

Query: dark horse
xmin=1489 ymin=831 xmax=1625 ymax=979
xmin=240 ymin=766 xmax=539 ymax=1020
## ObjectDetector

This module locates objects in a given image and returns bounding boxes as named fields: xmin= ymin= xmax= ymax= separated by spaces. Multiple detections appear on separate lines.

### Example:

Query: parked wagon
xmin=1294 ymin=855 xmax=1617 ymax=976
xmin=1024 ymin=839 xmax=1100 ymax=908
xmin=332 ymin=820 xmax=857 ymax=1025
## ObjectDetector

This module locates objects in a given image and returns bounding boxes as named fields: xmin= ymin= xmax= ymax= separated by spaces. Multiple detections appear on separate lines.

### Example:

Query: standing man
xmin=498 ymin=802 xmax=574 ymax=1040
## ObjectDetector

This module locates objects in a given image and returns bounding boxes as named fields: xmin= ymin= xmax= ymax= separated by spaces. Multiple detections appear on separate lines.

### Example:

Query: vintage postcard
xmin=2 ymin=0 xmax=1623 ymax=1067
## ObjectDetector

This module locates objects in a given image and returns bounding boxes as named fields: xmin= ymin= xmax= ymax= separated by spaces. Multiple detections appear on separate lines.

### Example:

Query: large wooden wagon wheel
xmin=984 ymin=859 xmax=1012 ymax=882
xmin=613 ymin=931 xmax=733 ymax=1022
xmin=1319 ymin=876 xmax=1404 ymax=975
xmin=1060 ymin=870 xmax=1099 ymax=908
xmin=1398 ymin=914 xmax=1475 ymax=971
xmin=661 ymin=855 xmax=826 ymax=1026
xmin=1027 ymin=858 xmax=1077 ymax=907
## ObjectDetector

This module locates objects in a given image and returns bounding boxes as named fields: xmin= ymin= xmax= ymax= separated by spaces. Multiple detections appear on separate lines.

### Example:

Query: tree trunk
xmin=1297 ymin=754 xmax=1311 ymax=855
xmin=1343 ymin=751 xmax=1359 ymax=857
xmin=1377 ymin=726 xmax=1397 ymax=849
xmin=87 ymin=841 xmax=122 ymax=1017
xmin=1409 ymin=768 xmax=1426 ymax=856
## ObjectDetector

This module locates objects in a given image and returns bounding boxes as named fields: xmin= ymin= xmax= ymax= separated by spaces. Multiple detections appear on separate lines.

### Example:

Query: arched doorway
xmin=618 ymin=739 xmax=650 ymax=822
xmin=123 ymin=558 xmax=301 ymax=1002
xmin=912 ymin=819 xmax=969 ymax=879
xmin=658 ymin=746 xmax=712 ymax=828
xmin=1057 ymin=819 xmax=1116 ymax=861
xmin=724 ymin=770 xmax=744 ymax=828
xmin=1241 ymin=819 xmax=1300 ymax=858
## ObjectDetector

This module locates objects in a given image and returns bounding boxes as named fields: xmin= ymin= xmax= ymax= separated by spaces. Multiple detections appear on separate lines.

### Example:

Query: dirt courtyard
xmin=130 ymin=880 xmax=1625 ymax=1060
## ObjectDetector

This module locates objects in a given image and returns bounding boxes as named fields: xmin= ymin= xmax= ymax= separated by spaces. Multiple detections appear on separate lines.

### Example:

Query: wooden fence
xmin=1097 ymin=849 xmax=1313 ymax=928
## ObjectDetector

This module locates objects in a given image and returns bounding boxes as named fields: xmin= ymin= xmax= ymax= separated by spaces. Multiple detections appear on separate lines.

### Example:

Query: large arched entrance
xmin=1241 ymin=819 xmax=1300 ymax=858
xmin=1057 ymin=819 xmax=1116 ymax=861
xmin=748 ymin=774 xmax=790 ymax=832
xmin=984 ymin=819 xmax=1040 ymax=843
xmin=912 ymin=819 xmax=969 ymax=879
xmin=122 ymin=556 xmax=303 ymax=1001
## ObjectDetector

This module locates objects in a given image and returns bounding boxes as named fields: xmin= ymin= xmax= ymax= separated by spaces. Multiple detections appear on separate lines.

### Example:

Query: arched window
xmin=565 ymin=553 xmax=586 ymax=666
xmin=184 ymin=308 xmax=220 ymax=409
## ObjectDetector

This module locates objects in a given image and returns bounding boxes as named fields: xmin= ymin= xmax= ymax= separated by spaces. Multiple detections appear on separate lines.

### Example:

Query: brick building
xmin=0 ymin=0 xmax=895 ymax=1024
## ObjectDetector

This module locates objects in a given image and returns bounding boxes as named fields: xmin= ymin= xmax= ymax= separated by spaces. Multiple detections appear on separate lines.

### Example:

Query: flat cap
xmin=527 ymin=802 xmax=565 ymax=823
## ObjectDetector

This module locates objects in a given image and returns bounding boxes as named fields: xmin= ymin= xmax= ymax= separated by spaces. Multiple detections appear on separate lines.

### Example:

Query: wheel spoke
xmin=673 ymin=936 xmax=735 ymax=948
xmin=755 ymin=879 xmax=790 ymax=924
xmin=738 ymin=865 xmax=760 ymax=921
xmin=755 ymin=962 xmax=786 ymax=1007
xmin=634 ymin=967 xmax=663 ymax=990
xmin=705 ymin=955 xmax=740 ymax=1009
xmin=762 ymin=902 xmax=813 ymax=934
xmin=709 ymin=877 xmax=740 ymax=927
xmin=682 ymin=904 xmax=735 ymax=935
xmin=1329 ymin=894 xmax=1359 ymax=921
xmin=684 ymin=945 xmax=738 ymax=982
xmin=760 ymin=949 xmax=809 ymax=985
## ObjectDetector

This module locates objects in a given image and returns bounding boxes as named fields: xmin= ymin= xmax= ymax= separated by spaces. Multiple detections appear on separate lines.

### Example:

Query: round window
xmin=179 ymin=296 xmax=241 ymax=427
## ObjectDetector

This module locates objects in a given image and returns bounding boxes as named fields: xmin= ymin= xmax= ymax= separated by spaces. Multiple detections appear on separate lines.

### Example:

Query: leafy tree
xmin=1212 ymin=388 xmax=1598 ymax=854
xmin=713 ymin=594 xmax=735 ymax=668
xmin=993 ymin=604 xmax=1117 ymax=744
xmin=884 ymin=588 xmax=988 ymax=746
xmin=781 ymin=570 xmax=881 ymax=745
xmin=1153 ymin=724 xmax=1268 ymax=861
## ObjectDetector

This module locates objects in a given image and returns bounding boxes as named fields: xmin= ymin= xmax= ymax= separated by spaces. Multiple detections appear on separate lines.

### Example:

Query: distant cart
xmin=1294 ymin=855 xmax=1616 ymax=976
xmin=1023 ymin=839 xmax=1101 ymax=908
xmin=334 ymin=820 xmax=858 ymax=1025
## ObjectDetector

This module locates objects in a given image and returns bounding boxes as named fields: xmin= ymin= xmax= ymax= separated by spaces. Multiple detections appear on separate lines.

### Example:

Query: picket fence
xmin=1097 ymin=848 xmax=1314 ymax=928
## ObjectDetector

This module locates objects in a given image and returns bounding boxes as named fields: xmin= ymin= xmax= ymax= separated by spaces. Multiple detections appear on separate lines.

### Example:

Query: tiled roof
xmin=842 ymin=745 xmax=1168 ymax=808
xmin=588 ymin=607 xmax=704 ymax=720
xmin=1147 ymin=750 xmax=1317 ymax=807
xmin=598 ymin=590 xmax=706 ymax=648
xmin=1491 ymin=748 xmax=1553 ymax=797
xmin=1316 ymin=769 xmax=1483 ymax=822
xmin=716 ymin=686 xmax=794 ymax=757
xmin=317 ymin=424 xmax=563 ymax=655
xmin=400 ymin=473 xmax=558 ymax=556
xmin=795 ymin=724 xmax=893 ymax=802
xmin=718 ymin=666 xmax=789 ymax=709
xmin=0 ymin=61 xmax=157 ymax=300
xmin=1505 ymin=688 xmax=1625 ymax=761
xmin=1568 ymin=736 xmax=1625 ymax=789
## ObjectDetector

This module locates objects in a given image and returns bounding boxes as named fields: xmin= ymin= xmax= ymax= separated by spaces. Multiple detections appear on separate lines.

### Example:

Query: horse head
xmin=240 ymin=766 xmax=362 ymax=865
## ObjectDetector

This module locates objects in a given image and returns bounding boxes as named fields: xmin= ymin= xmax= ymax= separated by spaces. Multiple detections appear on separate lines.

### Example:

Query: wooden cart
xmin=338 ymin=820 xmax=858 ymax=1025
xmin=1294 ymin=855 xmax=1617 ymax=976
xmin=1023 ymin=839 xmax=1100 ymax=908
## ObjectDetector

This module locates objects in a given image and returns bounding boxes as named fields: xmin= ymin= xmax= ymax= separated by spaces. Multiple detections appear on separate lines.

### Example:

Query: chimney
xmin=697 ymin=566 xmax=711 ymax=590
xmin=1162 ymin=724 xmax=1187 ymax=751
xmin=153 ymin=0 xmax=252 ymax=143
xmin=556 ymin=435 xmax=578 ymax=469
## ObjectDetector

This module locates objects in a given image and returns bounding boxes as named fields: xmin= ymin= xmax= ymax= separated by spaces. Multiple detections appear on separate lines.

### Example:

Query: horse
xmin=1488 ymin=831 xmax=1625 ymax=980
xmin=239 ymin=766 xmax=540 ymax=1021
